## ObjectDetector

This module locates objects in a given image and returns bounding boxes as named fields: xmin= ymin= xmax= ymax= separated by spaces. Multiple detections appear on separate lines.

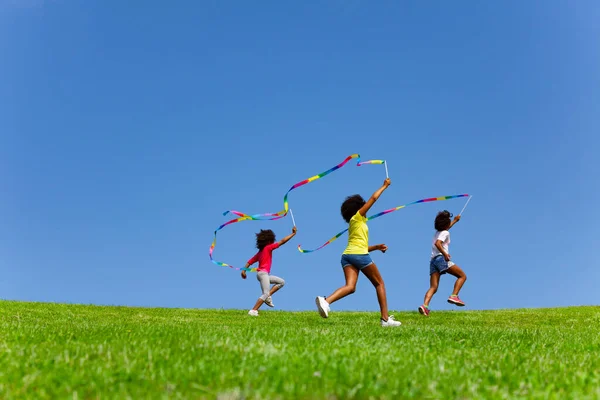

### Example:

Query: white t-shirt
xmin=431 ymin=230 xmax=450 ymax=258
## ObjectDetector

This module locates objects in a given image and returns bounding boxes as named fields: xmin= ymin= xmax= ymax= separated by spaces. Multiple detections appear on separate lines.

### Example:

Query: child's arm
xmin=277 ymin=227 xmax=298 ymax=246
xmin=435 ymin=240 xmax=451 ymax=262
xmin=447 ymin=215 xmax=461 ymax=230
xmin=368 ymin=244 xmax=388 ymax=253
xmin=359 ymin=178 xmax=391 ymax=217
xmin=241 ymin=264 xmax=250 ymax=279
xmin=241 ymin=255 xmax=258 ymax=279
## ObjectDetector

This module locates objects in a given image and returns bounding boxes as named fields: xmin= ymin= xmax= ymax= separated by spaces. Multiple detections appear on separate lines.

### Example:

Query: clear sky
xmin=2 ymin=1 xmax=599 ymax=312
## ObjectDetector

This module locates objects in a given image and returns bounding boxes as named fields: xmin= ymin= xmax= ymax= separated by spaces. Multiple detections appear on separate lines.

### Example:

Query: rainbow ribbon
xmin=298 ymin=194 xmax=469 ymax=253
xmin=210 ymin=154 xmax=387 ymax=271
xmin=209 ymin=215 xmax=259 ymax=272
xmin=222 ymin=154 xmax=385 ymax=220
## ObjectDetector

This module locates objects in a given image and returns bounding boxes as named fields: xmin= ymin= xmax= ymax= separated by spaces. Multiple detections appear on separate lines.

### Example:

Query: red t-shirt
xmin=247 ymin=242 xmax=280 ymax=273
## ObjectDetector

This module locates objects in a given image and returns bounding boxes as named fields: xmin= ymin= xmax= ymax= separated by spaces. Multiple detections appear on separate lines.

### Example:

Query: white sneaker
xmin=248 ymin=310 xmax=259 ymax=317
xmin=315 ymin=296 xmax=330 ymax=318
xmin=381 ymin=315 xmax=401 ymax=327
xmin=264 ymin=296 xmax=274 ymax=308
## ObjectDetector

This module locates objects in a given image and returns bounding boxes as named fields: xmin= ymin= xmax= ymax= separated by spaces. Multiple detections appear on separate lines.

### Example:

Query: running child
xmin=418 ymin=210 xmax=467 ymax=316
xmin=241 ymin=226 xmax=297 ymax=316
xmin=315 ymin=178 xmax=401 ymax=327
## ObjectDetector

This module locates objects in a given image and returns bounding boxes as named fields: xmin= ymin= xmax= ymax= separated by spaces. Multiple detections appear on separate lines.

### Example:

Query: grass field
xmin=0 ymin=301 xmax=599 ymax=399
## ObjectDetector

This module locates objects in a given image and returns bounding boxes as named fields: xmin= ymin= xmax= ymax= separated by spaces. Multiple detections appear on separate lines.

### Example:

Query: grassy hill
xmin=0 ymin=301 xmax=599 ymax=399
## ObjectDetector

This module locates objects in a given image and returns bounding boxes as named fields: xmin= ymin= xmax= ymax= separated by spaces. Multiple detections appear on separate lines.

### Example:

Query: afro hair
xmin=341 ymin=194 xmax=366 ymax=223
xmin=255 ymin=229 xmax=276 ymax=251
xmin=434 ymin=210 xmax=453 ymax=231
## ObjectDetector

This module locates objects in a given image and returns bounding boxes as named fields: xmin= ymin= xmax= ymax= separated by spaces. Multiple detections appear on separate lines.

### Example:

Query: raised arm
xmin=358 ymin=178 xmax=391 ymax=217
xmin=448 ymin=215 xmax=461 ymax=230
xmin=278 ymin=226 xmax=298 ymax=246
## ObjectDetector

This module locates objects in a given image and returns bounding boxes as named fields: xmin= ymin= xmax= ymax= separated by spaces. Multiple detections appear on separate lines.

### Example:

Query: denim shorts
xmin=430 ymin=255 xmax=455 ymax=275
xmin=341 ymin=254 xmax=374 ymax=270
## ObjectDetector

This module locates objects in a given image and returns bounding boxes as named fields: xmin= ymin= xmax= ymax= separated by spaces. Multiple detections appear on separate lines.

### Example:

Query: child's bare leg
xmin=424 ymin=272 xmax=440 ymax=306
xmin=251 ymin=298 xmax=265 ymax=311
xmin=446 ymin=265 xmax=467 ymax=295
xmin=361 ymin=263 xmax=389 ymax=321
xmin=325 ymin=266 xmax=359 ymax=304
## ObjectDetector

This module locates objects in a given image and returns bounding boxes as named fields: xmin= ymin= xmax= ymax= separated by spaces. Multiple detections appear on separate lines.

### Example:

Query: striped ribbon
xmin=297 ymin=194 xmax=469 ymax=253
xmin=210 ymin=154 xmax=386 ymax=271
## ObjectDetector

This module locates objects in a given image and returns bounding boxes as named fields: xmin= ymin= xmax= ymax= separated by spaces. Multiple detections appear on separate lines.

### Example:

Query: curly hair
xmin=341 ymin=194 xmax=366 ymax=223
xmin=255 ymin=229 xmax=276 ymax=251
xmin=434 ymin=210 xmax=453 ymax=231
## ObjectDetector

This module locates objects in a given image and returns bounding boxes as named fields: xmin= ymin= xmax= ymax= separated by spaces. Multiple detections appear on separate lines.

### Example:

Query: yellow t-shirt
xmin=343 ymin=211 xmax=369 ymax=254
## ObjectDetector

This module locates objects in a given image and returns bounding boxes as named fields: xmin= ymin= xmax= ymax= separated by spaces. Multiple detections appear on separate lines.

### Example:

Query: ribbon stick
xmin=384 ymin=161 xmax=389 ymax=178
xmin=210 ymin=154 xmax=387 ymax=271
xmin=459 ymin=195 xmax=472 ymax=216
xmin=290 ymin=209 xmax=296 ymax=227
xmin=298 ymin=194 xmax=469 ymax=253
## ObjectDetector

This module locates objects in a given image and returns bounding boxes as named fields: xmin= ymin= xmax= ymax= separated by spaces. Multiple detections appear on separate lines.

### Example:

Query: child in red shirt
xmin=242 ymin=226 xmax=297 ymax=316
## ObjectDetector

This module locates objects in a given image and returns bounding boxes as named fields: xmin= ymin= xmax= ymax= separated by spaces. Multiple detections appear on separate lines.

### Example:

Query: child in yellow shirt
xmin=315 ymin=178 xmax=401 ymax=327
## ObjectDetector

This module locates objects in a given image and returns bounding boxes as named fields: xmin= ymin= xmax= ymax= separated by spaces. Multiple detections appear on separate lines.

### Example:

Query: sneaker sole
xmin=315 ymin=297 xmax=328 ymax=318
xmin=381 ymin=322 xmax=402 ymax=327
xmin=447 ymin=299 xmax=465 ymax=307
xmin=265 ymin=303 xmax=274 ymax=308
xmin=418 ymin=306 xmax=429 ymax=316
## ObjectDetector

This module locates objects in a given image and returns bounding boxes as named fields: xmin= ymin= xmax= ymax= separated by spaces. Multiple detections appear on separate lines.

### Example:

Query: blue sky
xmin=2 ymin=1 xmax=599 ymax=313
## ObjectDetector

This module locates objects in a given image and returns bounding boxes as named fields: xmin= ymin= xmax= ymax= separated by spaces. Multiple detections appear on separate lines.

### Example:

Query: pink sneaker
xmin=447 ymin=295 xmax=465 ymax=307
xmin=418 ymin=305 xmax=430 ymax=316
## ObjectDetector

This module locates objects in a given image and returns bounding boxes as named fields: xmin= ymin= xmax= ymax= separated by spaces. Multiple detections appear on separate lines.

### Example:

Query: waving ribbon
xmin=221 ymin=154 xmax=385 ymax=221
xmin=297 ymin=194 xmax=469 ymax=253
xmin=210 ymin=154 xmax=387 ymax=271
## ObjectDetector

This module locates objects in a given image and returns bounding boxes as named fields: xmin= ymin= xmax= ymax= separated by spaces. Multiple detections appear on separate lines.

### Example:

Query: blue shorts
xmin=430 ymin=255 xmax=455 ymax=275
xmin=341 ymin=254 xmax=374 ymax=270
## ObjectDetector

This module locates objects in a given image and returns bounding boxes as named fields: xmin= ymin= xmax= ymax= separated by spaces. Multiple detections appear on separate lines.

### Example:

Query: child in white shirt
xmin=418 ymin=210 xmax=467 ymax=316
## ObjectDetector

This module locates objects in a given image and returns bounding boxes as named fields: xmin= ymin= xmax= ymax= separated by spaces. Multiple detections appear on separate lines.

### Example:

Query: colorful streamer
xmin=297 ymin=194 xmax=469 ymax=253
xmin=222 ymin=154 xmax=385 ymax=221
xmin=209 ymin=215 xmax=259 ymax=272
xmin=210 ymin=154 xmax=387 ymax=271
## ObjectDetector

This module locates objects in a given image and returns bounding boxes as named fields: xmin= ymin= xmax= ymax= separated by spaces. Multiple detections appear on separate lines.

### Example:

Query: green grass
xmin=1 ymin=301 xmax=599 ymax=399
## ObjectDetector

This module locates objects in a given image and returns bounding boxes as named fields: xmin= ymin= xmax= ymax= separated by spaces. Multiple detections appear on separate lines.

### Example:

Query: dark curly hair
xmin=255 ymin=229 xmax=276 ymax=251
xmin=434 ymin=210 xmax=453 ymax=231
xmin=341 ymin=194 xmax=366 ymax=223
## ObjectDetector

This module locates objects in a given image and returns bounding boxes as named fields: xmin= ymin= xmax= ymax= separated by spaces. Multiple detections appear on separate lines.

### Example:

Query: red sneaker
xmin=418 ymin=305 xmax=430 ymax=316
xmin=447 ymin=295 xmax=465 ymax=307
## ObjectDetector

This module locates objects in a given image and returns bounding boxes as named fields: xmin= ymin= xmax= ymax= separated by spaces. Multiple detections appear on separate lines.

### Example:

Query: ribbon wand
xmin=459 ymin=196 xmax=472 ymax=216
xmin=384 ymin=161 xmax=389 ymax=178
xmin=289 ymin=209 xmax=297 ymax=227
